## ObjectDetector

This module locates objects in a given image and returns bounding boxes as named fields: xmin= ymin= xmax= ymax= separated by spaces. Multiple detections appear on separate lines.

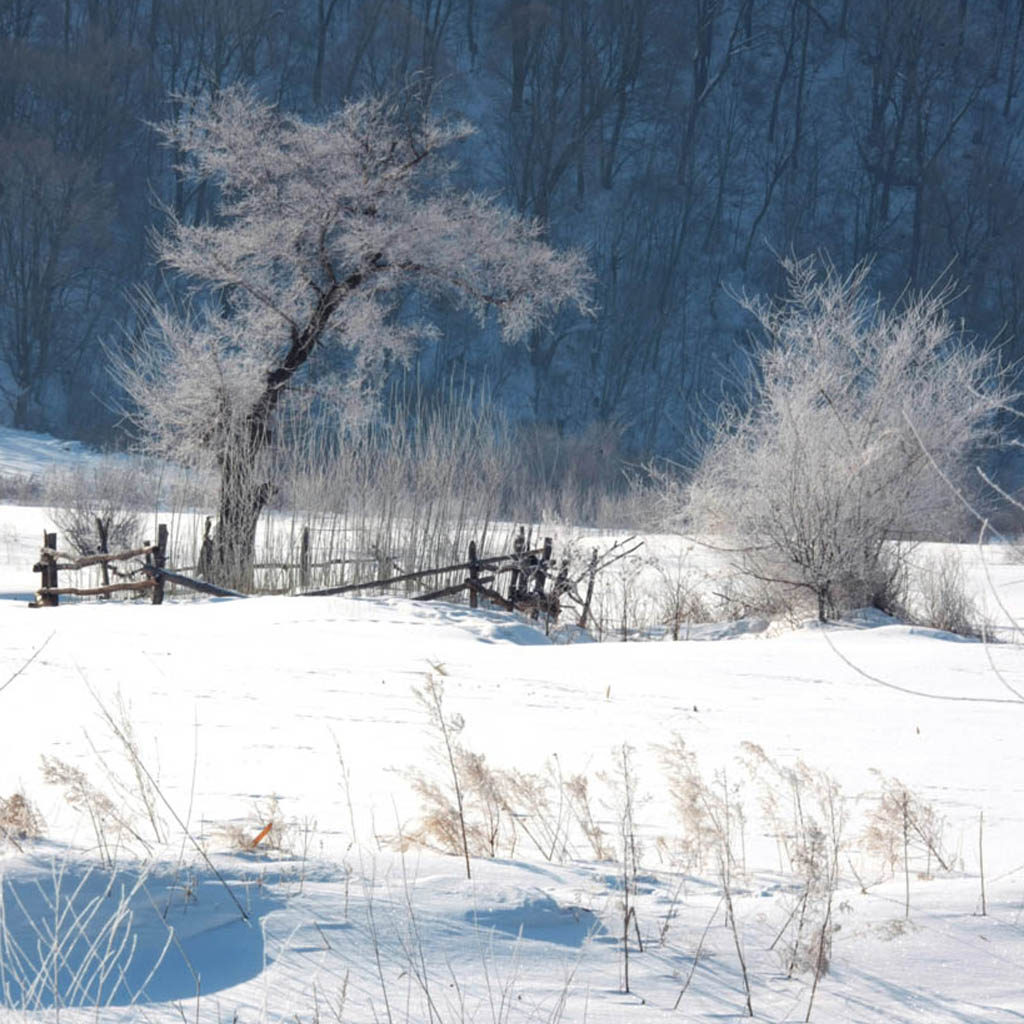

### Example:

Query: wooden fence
xmin=188 ymin=520 xmax=400 ymax=592
xmin=30 ymin=526 xmax=169 ymax=607
xmin=300 ymin=527 xmax=569 ymax=618
xmin=29 ymin=523 xmax=641 ymax=627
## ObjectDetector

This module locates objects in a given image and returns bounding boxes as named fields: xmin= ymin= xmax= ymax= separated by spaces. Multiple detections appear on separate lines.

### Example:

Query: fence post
xmin=555 ymin=558 xmax=569 ymax=598
xmin=508 ymin=526 xmax=526 ymax=603
xmin=152 ymin=523 xmax=168 ymax=605
xmin=536 ymin=537 xmax=553 ymax=594
xmin=38 ymin=531 xmax=59 ymax=607
xmin=579 ymin=547 xmax=598 ymax=629
xmin=198 ymin=517 xmax=213 ymax=579
xmin=468 ymin=539 xmax=480 ymax=609
xmin=300 ymin=526 xmax=311 ymax=590
xmin=95 ymin=517 xmax=110 ymax=597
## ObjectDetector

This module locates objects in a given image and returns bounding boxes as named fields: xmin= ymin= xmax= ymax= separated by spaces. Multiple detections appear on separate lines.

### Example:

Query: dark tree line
xmin=2 ymin=0 xmax=1023 ymax=456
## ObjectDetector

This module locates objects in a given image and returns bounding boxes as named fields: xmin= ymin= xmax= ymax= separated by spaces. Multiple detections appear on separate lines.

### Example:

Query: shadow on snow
xmin=0 ymin=855 xmax=282 ymax=1010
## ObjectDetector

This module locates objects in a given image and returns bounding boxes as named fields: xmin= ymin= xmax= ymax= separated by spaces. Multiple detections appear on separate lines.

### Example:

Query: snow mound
xmin=679 ymin=616 xmax=770 ymax=640
xmin=468 ymin=892 xmax=605 ymax=947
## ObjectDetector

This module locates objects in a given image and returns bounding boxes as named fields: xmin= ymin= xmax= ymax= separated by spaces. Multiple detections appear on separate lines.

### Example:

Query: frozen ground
xmin=1 ymin=432 xmax=1023 ymax=1022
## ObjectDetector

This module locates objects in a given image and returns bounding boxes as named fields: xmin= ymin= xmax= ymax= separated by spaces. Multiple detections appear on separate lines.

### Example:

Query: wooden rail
xmin=35 ymin=544 xmax=159 ymax=572
xmin=36 ymin=581 xmax=156 ymax=599
xmin=299 ymin=546 xmax=545 ymax=598
xmin=141 ymin=565 xmax=247 ymax=599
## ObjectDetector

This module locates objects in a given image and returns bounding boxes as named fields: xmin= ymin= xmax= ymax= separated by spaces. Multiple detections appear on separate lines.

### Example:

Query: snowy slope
xmin=0 ymin=427 xmax=113 ymax=480
xmin=1 ymin=584 xmax=1023 ymax=1021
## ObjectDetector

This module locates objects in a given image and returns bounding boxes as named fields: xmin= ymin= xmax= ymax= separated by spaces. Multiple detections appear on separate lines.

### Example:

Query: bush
xmin=0 ymin=472 xmax=45 ymax=504
xmin=913 ymin=549 xmax=990 ymax=638
xmin=685 ymin=258 xmax=1012 ymax=620
xmin=47 ymin=462 xmax=146 ymax=557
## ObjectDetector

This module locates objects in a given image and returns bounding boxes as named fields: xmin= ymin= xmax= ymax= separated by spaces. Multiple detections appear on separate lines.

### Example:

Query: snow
xmin=0 ymin=427 xmax=99 ymax=479
xmin=1 ymin=433 xmax=1023 ymax=1021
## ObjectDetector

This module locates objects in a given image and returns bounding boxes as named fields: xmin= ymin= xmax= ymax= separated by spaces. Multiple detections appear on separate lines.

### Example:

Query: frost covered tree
xmin=685 ymin=258 xmax=1012 ymax=621
xmin=116 ymin=87 xmax=591 ymax=587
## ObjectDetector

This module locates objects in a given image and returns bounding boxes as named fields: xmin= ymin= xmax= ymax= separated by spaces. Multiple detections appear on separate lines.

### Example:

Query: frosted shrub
xmin=654 ymin=555 xmax=714 ymax=639
xmin=685 ymin=258 xmax=1012 ymax=620
xmin=48 ymin=463 xmax=145 ymax=557
xmin=914 ymin=549 xmax=989 ymax=638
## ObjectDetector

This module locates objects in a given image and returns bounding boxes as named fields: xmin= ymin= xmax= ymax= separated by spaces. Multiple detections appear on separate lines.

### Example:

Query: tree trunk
xmin=204 ymin=266 xmax=362 ymax=589
xmin=210 ymin=447 xmax=273 ymax=592
xmin=13 ymin=387 xmax=32 ymax=431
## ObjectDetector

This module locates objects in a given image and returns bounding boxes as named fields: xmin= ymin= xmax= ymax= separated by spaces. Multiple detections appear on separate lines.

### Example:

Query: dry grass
xmin=217 ymin=795 xmax=300 ymax=855
xmin=0 ymin=791 xmax=45 ymax=847
xmin=40 ymin=754 xmax=150 ymax=863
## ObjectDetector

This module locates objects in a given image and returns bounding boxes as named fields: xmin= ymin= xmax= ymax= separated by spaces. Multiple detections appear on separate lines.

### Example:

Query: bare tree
xmin=115 ymin=86 xmax=591 ymax=587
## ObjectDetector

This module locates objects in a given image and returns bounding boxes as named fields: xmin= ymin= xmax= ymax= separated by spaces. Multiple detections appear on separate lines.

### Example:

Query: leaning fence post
xmin=468 ymin=540 xmax=480 ymax=609
xmin=579 ymin=547 xmax=598 ymax=629
xmin=152 ymin=524 xmax=168 ymax=605
xmin=300 ymin=526 xmax=311 ymax=590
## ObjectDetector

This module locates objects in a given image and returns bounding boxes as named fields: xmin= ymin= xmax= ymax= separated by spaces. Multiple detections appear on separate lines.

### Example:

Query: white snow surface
xmin=1 ymin=432 xmax=1023 ymax=1022
xmin=0 ymin=427 xmax=111 ymax=479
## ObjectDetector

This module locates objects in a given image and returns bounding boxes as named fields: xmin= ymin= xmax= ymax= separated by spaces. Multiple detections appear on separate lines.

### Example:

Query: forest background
xmin=2 ymin=0 xmax=1020 ymax=470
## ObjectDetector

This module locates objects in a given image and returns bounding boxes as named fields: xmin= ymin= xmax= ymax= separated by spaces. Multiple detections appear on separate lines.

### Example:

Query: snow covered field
xmin=2 ymin=437 xmax=1024 ymax=1022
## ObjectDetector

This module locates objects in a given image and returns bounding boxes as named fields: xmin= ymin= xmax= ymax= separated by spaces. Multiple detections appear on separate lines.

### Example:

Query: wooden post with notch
xmin=34 ymin=531 xmax=59 ymax=607
xmin=468 ymin=539 xmax=480 ymax=609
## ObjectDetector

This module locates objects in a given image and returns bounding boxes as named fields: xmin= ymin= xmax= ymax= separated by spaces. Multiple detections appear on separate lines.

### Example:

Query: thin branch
xmin=818 ymin=626 xmax=1023 ymax=705
xmin=0 ymin=632 xmax=55 ymax=697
